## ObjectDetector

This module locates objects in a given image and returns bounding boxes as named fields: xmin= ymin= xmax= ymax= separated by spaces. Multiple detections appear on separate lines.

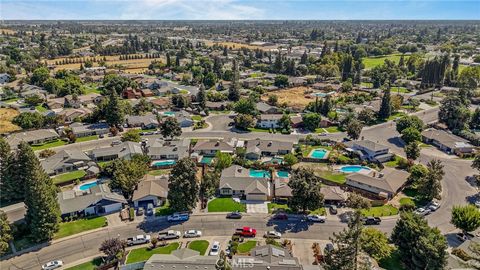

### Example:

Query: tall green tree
xmin=391 ymin=212 xmax=448 ymax=270
xmin=439 ymin=93 xmax=470 ymax=131
xmin=0 ymin=137 xmax=22 ymax=202
xmin=107 ymin=155 xmax=149 ymax=199
xmin=378 ymin=87 xmax=392 ymax=120
xmin=346 ymin=119 xmax=363 ymax=140
xmin=197 ymin=83 xmax=206 ymax=110
xmin=105 ymin=91 xmax=125 ymax=127
xmin=214 ymin=152 xmax=232 ymax=172
xmin=401 ymin=127 xmax=421 ymax=144
xmin=418 ymin=159 xmax=444 ymax=201
xmin=405 ymin=141 xmax=420 ymax=160
xmin=30 ymin=67 xmax=50 ymax=86
xmin=168 ymin=158 xmax=199 ymax=212
xmin=0 ymin=211 xmax=12 ymax=256
xmin=451 ymin=204 xmax=480 ymax=234
xmin=302 ymin=113 xmax=321 ymax=131
xmin=360 ymin=227 xmax=393 ymax=261
xmin=19 ymin=142 xmax=60 ymax=242
xmin=396 ymin=115 xmax=424 ymax=134
xmin=287 ymin=168 xmax=324 ymax=212
xmin=160 ymin=117 xmax=182 ymax=140
xmin=200 ymin=172 xmax=220 ymax=199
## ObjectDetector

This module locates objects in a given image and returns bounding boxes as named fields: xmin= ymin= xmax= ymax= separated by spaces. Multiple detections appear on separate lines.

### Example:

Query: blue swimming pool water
xmin=311 ymin=149 xmax=327 ymax=159
xmin=79 ymin=181 xmax=98 ymax=191
xmin=163 ymin=111 xmax=175 ymax=116
xmin=249 ymin=169 xmax=271 ymax=178
xmin=340 ymin=165 xmax=371 ymax=173
xmin=277 ymin=171 xmax=289 ymax=178
xmin=200 ymin=157 xmax=213 ymax=164
xmin=153 ymin=160 xmax=176 ymax=167
xmin=312 ymin=92 xmax=327 ymax=97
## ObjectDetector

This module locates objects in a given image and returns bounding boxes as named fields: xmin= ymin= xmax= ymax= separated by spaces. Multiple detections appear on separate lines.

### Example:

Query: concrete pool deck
xmin=307 ymin=148 xmax=330 ymax=160
xmin=333 ymin=165 xmax=376 ymax=175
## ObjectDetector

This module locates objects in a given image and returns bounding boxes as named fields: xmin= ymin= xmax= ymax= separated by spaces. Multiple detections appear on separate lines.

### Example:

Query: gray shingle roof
xmin=41 ymin=149 xmax=91 ymax=174
xmin=6 ymin=129 xmax=59 ymax=148
xmin=57 ymin=184 xmax=126 ymax=214
xmin=232 ymin=245 xmax=302 ymax=270
xmin=220 ymin=165 xmax=269 ymax=194
xmin=345 ymin=140 xmax=389 ymax=152
xmin=421 ymin=128 xmax=472 ymax=149
xmin=346 ymin=168 xmax=409 ymax=194
xmin=90 ymin=141 xmax=143 ymax=160
xmin=144 ymin=249 xmax=218 ymax=270
xmin=245 ymin=139 xmax=293 ymax=155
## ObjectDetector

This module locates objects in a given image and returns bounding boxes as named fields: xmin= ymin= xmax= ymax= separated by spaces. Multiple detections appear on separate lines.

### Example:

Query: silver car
xmin=184 ymin=230 xmax=202 ymax=238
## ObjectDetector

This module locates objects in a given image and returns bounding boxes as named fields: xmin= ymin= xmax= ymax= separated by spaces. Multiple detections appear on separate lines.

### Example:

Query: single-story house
xmin=421 ymin=128 xmax=475 ymax=156
xmin=288 ymin=76 xmax=308 ymax=87
xmin=0 ymin=202 xmax=26 ymax=224
xmin=344 ymin=140 xmax=393 ymax=163
xmin=146 ymin=138 xmax=190 ymax=160
xmin=290 ymin=115 xmax=303 ymax=128
xmin=257 ymin=114 xmax=283 ymax=129
xmin=232 ymin=245 xmax=302 ymax=270
xmin=274 ymin=179 xmax=346 ymax=205
xmin=242 ymin=78 xmax=260 ymax=89
xmin=150 ymin=98 xmax=171 ymax=109
xmin=41 ymin=149 xmax=92 ymax=176
xmin=57 ymin=108 xmax=92 ymax=122
xmin=173 ymin=111 xmax=194 ymax=127
xmin=345 ymin=168 xmax=410 ymax=199
xmin=47 ymin=97 xmax=66 ymax=109
xmin=140 ymin=89 xmax=154 ymax=97
xmin=143 ymin=249 xmax=218 ymax=270
xmin=19 ymin=84 xmax=47 ymax=98
xmin=70 ymin=122 xmax=110 ymax=137
xmin=206 ymin=101 xmax=228 ymax=111
xmin=132 ymin=175 xmax=169 ymax=208
xmin=126 ymin=113 xmax=159 ymax=129
xmin=90 ymin=141 xmax=144 ymax=161
xmin=192 ymin=140 xmax=235 ymax=156
xmin=256 ymin=102 xmax=280 ymax=114
xmin=57 ymin=183 xmax=126 ymax=218
xmin=65 ymin=93 xmax=103 ymax=108
xmin=219 ymin=165 xmax=271 ymax=201
xmin=245 ymin=139 xmax=293 ymax=160
xmin=6 ymin=129 xmax=59 ymax=148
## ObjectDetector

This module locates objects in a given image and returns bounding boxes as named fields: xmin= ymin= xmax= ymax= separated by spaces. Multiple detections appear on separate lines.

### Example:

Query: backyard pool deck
xmin=307 ymin=148 xmax=330 ymax=160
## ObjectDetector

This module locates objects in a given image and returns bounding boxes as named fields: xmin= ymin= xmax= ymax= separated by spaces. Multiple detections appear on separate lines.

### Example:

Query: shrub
xmin=129 ymin=208 xmax=134 ymax=221
xmin=452 ymin=248 xmax=471 ymax=261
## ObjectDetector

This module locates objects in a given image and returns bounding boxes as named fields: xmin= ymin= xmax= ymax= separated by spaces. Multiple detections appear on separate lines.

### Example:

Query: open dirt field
xmin=261 ymin=86 xmax=315 ymax=109
xmin=0 ymin=28 xmax=17 ymax=35
xmin=0 ymin=108 xmax=21 ymax=134
xmin=204 ymin=40 xmax=276 ymax=51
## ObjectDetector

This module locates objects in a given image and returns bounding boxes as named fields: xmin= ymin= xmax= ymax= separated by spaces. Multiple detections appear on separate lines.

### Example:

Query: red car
xmin=235 ymin=227 xmax=257 ymax=237
xmin=273 ymin=213 xmax=288 ymax=220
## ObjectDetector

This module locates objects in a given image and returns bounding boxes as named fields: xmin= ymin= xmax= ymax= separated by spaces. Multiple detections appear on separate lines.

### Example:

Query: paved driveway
xmin=245 ymin=201 xmax=269 ymax=214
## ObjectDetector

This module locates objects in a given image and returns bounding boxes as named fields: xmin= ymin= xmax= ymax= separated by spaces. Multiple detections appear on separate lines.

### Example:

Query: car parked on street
xmin=127 ymin=234 xmax=151 ymax=246
xmin=363 ymin=217 xmax=381 ymax=225
xmin=226 ymin=211 xmax=242 ymax=219
xmin=167 ymin=213 xmax=189 ymax=222
xmin=42 ymin=260 xmax=63 ymax=270
xmin=428 ymin=201 xmax=440 ymax=211
xmin=158 ymin=230 xmax=181 ymax=240
xmin=184 ymin=230 xmax=202 ymax=238
xmin=264 ymin=231 xmax=282 ymax=239
xmin=414 ymin=207 xmax=431 ymax=216
xmin=307 ymin=214 xmax=326 ymax=223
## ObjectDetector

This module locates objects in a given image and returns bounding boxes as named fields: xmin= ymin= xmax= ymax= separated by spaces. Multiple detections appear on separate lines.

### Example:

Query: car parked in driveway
xmin=136 ymin=207 xmax=144 ymax=216
xmin=329 ymin=205 xmax=338 ymax=215
xmin=209 ymin=241 xmax=220 ymax=256
xmin=428 ymin=201 xmax=440 ymax=211
xmin=264 ymin=231 xmax=282 ymax=239
xmin=415 ymin=207 xmax=431 ymax=216
xmin=226 ymin=211 xmax=242 ymax=219
xmin=307 ymin=214 xmax=326 ymax=223
xmin=42 ymin=260 xmax=63 ymax=270
xmin=184 ymin=230 xmax=202 ymax=238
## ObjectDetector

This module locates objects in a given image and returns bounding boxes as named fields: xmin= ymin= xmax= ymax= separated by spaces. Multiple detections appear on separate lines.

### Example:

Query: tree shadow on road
xmin=266 ymin=217 xmax=312 ymax=234
xmin=137 ymin=219 xmax=186 ymax=234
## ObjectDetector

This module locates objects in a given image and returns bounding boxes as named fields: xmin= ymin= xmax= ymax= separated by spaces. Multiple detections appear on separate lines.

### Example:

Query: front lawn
xmin=188 ymin=240 xmax=209 ymax=255
xmin=247 ymin=127 xmax=270 ymax=133
xmin=319 ymin=171 xmax=347 ymax=184
xmin=268 ymin=203 xmax=292 ymax=213
xmin=385 ymin=155 xmax=406 ymax=168
xmin=361 ymin=205 xmax=399 ymax=217
xmin=31 ymin=139 xmax=67 ymax=151
xmin=35 ymin=105 xmax=48 ymax=112
xmin=324 ymin=126 xmax=341 ymax=133
xmin=126 ymin=242 xmax=180 ymax=264
xmin=149 ymin=169 xmax=171 ymax=176
xmin=76 ymin=135 xmax=99 ymax=142
xmin=391 ymin=86 xmax=411 ymax=93
xmin=310 ymin=207 xmax=327 ymax=215
xmin=208 ymin=198 xmax=246 ymax=212
xmin=53 ymin=170 xmax=87 ymax=185
xmin=237 ymin=241 xmax=257 ymax=254
xmin=155 ymin=201 xmax=175 ymax=216
xmin=65 ymin=258 xmax=102 ymax=270
xmin=386 ymin=112 xmax=407 ymax=121
xmin=191 ymin=115 xmax=202 ymax=121
xmin=55 ymin=216 xmax=107 ymax=239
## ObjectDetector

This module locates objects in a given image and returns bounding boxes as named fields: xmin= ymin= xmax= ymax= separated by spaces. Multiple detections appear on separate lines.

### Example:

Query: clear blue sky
xmin=1 ymin=0 xmax=478 ymax=20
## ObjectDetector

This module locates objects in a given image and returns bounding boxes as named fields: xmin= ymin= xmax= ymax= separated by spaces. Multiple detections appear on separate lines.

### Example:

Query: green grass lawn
xmin=363 ymin=54 xmax=409 ymax=69
xmin=208 ymin=198 xmax=246 ymax=212
xmin=65 ymin=258 xmax=102 ymax=270
xmin=149 ymin=169 xmax=171 ymax=176
xmin=379 ymin=249 xmax=405 ymax=270
xmin=247 ymin=127 xmax=270 ymax=133
xmin=399 ymin=197 xmax=415 ymax=207
xmin=391 ymin=86 xmax=411 ymax=94
xmin=2 ymin=97 xmax=19 ymax=103
xmin=82 ymin=84 xmax=102 ymax=94
xmin=126 ymin=242 xmax=180 ymax=264
xmin=324 ymin=126 xmax=341 ymax=133
xmin=52 ymin=170 xmax=87 ymax=185
xmin=55 ymin=216 xmax=107 ymax=239
xmin=386 ymin=112 xmax=407 ymax=121
xmin=319 ymin=171 xmax=347 ymax=184
xmin=361 ymin=205 xmax=399 ymax=217
xmin=35 ymin=105 xmax=48 ymax=112
xmin=155 ymin=201 xmax=175 ymax=216
xmin=31 ymin=139 xmax=67 ymax=151
xmin=76 ymin=135 xmax=99 ymax=142
xmin=310 ymin=207 xmax=327 ymax=215
xmin=385 ymin=155 xmax=406 ymax=168
xmin=237 ymin=241 xmax=257 ymax=254
xmin=361 ymin=82 xmax=373 ymax=88
xmin=192 ymin=115 xmax=202 ymax=121
xmin=188 ymin=240 xmax=209 ymax=255
xmin=97 ymin=160 xmax=113 ymax=169
xmin=268 ymin=203 xmax=292 ymax=213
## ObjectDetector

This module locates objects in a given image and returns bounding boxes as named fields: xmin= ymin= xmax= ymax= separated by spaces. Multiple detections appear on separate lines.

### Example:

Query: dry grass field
xmin=0 ymin=108 xmax=21 ymax=134
xmin=0 ymin=28 xmax=17 ymax=35
xmin=261 ymin=86 xmax=315 ymax=109
xmin=204 ymin=41 xmax=276 ymax=51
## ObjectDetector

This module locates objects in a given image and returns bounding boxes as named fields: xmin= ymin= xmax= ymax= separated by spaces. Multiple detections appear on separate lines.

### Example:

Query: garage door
xmin=246 ymin=194 xmax=267 ymax=201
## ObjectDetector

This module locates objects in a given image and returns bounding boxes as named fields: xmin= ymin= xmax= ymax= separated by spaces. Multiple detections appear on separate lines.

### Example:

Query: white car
xmin=264 ymin=230 xmax=282 ymax=239
xmin=428 ymin=201 xmax=440 ymax=211
xmin=184 ymin=230 xmax=202 ymax=238
xmin=42 ymin=260 xmax=63 ymax=270
xmin=209 ymin=241 xmax=220 ymax=256
xmin=475 ymin=200 xmax=480 ymax=208
xmin=415 ymin=207 xmax=431 ymax=216
xmin=307 ymin=214 xmax=326 ymax=223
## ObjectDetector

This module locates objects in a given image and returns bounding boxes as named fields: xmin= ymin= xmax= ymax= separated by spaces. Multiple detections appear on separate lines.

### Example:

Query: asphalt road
xmin=2 ymin=214 xmax=396 ymax=270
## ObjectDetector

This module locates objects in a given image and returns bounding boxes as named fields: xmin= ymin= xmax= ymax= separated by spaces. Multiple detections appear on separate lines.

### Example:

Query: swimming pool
xmin=249 ymin=169 xmax=271 ymax=178
xmin=264 ymin=157 xmax=283 ymax=165
xmin=339 ymin=165 xmax=371 ymax=173
xmin=310 ymin=149 xmax=328 ymax=159
xmin=162 ymin=111 xmax=175 ymax=116
xmin=200 ymin=156 xmax=214 ymax=165
xmin=277 ymin=171 xmax=290 ymax=178
xmin=79 ymin=181 xmax=98 ymax=191
xmin=152 ymin=160 xmax=176 ymax=167
xmin=311 ymin=92 xmax=327 ymax=97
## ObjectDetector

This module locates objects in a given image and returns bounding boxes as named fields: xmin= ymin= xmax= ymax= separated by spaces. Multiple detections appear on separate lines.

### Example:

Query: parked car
xmin=235 ymin=227 xmax=257 ymax=237
xmin=264 ymin=231 xmax=282 ymax=239
xmin=307 ymin=214 xmax=326 ymax=223
xmin=111 ymin=140 xmax=122 ymax=146
xmin=428 ymin=201 xmax=440 ymax=211
xmin=226 ymin=211 xmax=242 ymax=219
xmin=136 ymin=207 xmax=144 ymax=216
xmin=42 ymin=260 xmax=63 ymax=270
xmin=146 ymin=203 xmax=154 ymax=216
xmin=209 ymin=241 xmax=220 ymax=256
xmin=273 ymin=213 xmax=288 ymax=220
xmin=158 ymin=230 xmax=181 ymax=240
xmin=184 ymin=230 xmax=202 ymax=238
xmin=127 ymin=234 xmax=151 ymax=246
xmin=414 ymin=207 xmax=431 ymax=216
xmin=167 ymin=213 xmax=189 ymax=222
xmin=329 ymin=205 xmax=338 ymax=215
xmin=363 ymin=217 xmax=381 ymax=225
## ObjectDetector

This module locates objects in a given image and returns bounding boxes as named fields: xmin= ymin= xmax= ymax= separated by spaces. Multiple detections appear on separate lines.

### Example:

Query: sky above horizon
xmin=1 ymin=0 xmax=479 ymax=20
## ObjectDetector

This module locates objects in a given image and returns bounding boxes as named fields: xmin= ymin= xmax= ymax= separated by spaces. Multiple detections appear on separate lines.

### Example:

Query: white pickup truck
xmin=127 ymin=234 xmax=151 ymax=246
xmin=158 ymin=230 xmax=181 ymax=240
